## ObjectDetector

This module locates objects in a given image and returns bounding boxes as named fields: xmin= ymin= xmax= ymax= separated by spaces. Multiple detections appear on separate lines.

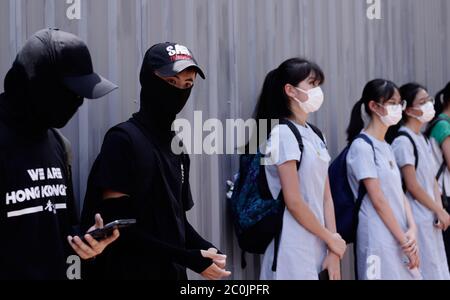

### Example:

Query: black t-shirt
xmin=81 ymin=116 xmax=215 ymax=280
xmin=0 ymin=120 xmax=77 ymax=280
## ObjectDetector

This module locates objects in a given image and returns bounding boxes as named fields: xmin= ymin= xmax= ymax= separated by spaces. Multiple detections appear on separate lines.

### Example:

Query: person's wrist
xmin=323 ymin=230 xmax=334 ymax=247
xmin=188 ymin=250 xmax=214 ymax=274
xmin=399 ymin=235 xmax=409 ymax=247
xmin=438 ymin=208 xmax=447 ymax=219
xmin=327 ymin=251 xmax=340 ymax=259
xmin=434 ymin=207 xmax=443 ymax=217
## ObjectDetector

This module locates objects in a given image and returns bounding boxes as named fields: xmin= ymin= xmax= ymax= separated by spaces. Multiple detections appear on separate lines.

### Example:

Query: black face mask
xmin=138 ymin=70 xmax=192 ymax=132
xmin=29 ymin=78 xmax=84 ymax=129
xmin=1 ymin=62 xmax=84 ymax=134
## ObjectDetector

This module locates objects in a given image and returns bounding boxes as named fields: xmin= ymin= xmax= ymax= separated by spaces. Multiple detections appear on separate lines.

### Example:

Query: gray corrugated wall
xmin=0 ymin=0 xmax=449 ymax=280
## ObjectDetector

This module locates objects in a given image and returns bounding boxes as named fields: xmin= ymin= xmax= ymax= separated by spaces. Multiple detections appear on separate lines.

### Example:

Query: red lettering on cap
xmin=170 ymin=54 xmax=193 ymax=61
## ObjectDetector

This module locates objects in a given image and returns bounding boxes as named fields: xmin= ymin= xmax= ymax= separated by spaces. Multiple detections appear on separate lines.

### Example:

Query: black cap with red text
xmin=143 ymin=42 xmax=206 ymax=79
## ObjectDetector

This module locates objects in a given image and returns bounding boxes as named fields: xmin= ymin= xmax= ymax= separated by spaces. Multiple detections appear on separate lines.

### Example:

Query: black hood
xmin=134 ymin=49 xmax=193 ymax=136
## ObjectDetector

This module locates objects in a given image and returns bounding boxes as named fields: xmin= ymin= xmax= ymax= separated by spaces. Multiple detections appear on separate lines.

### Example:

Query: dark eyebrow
xmin=173 ymin=75 xmax=194 ymax=82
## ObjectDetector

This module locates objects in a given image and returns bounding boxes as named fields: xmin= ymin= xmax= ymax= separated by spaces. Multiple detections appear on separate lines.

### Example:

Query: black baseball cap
xmin=145 ymin=42 xmax=206 ymax=79
xmin=42 ymin=29 xmax=118 ymax=99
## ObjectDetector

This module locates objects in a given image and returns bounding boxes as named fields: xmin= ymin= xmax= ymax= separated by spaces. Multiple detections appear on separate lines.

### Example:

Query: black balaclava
xmin=135 ymin=56 xmax=193 ymax=136
xmin=0 ymin=30 xmax=84 ymax=137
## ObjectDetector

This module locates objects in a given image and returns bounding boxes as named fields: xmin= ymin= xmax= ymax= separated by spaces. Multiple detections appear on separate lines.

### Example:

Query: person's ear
xmin=405 ymin=106 xmax=421 ymax=117
xmin=368 ymin=100 xmax=383 ymax=116
xmin=284 ymin=84 xmax=297 ymax=100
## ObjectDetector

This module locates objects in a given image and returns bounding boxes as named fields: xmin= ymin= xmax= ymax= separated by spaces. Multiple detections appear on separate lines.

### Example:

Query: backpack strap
xmin=353 ymin=133 xmax=376 ymax=212
xmin=271 ymin=230 xmax=281 ymax=272
xmin=352 ymin=133 xmax=376 ymax=279
xmin=425 ymin=116 xmax=449 ymax=137
xmin=397 ymin=131 xmax=419 ymax=169
xmin=355 ymin=133 xmax=376 ymax=163
xmin=437 ymin=162 xmax=446 ymax=180
xmin=279 ymin=119 xmax=303 ymax=170
xmin=273 ymin=120 xmax=326 ymax=170
xmin=308 ymin=123 xmax=327 ymax=147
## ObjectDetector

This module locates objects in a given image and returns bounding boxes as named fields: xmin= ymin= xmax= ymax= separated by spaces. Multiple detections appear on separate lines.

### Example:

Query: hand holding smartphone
xmin=82 ymin=219 xmax=136 ymax=243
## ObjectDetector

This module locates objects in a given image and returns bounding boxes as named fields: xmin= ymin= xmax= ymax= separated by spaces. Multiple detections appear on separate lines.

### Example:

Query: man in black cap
xmin=81 ymin=42 xmax=231 ymax=280
xmin=0 ymin=28 xmax=119 ymax=280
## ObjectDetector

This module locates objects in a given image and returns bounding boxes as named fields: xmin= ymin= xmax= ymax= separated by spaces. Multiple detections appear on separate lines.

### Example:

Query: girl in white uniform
xmin=391 ymin=83 xmax=450 ymax=280
xmin=428 ymin=82 xmax=450 ymax=269
xmin=346 ymin=79 xmax=421 ymax=280
xmin=254 ymin=58 xmax=346 ymax=280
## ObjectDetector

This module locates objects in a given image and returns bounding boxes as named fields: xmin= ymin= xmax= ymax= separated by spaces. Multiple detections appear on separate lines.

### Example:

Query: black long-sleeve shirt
xmin=0 ymin=115 xmax=78 ymax=280
xmin=81 ymin=117 xmax=218 ymax=279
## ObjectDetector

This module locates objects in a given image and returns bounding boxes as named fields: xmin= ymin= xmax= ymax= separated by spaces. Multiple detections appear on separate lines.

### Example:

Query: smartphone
xmin=319 ymin=269 xmax=329 ymax=280
xmin=81 ymin=219 xmax=136 ymax=243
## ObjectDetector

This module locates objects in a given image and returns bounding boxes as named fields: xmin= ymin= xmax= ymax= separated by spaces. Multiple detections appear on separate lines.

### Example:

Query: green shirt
xmin=430 ymin=113 xmax=450 ymax=145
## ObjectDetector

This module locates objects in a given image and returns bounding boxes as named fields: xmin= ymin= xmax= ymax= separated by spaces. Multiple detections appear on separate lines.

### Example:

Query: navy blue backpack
xmin=229 ymin=119 xmax=324 ymax=271
xmin=328 ymin=134 xmax=376 ymax=244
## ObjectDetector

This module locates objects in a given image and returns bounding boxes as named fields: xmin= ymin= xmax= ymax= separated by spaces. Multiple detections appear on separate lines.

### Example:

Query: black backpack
xmin=328 ymin=134 xmax=376 ymax=244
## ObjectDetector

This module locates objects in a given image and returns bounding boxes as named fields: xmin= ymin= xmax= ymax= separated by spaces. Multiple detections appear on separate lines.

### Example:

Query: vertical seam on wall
xmin=44 ymin=0 xmax=55 ymax=28
xmin=77 ymin=0 xmax=89 ymax=215
xmin=108 ymin=0 xmax=119 ymax=125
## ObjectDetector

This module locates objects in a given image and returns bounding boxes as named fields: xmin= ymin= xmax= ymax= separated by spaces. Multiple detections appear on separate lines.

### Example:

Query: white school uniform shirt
xmin=392 ymin=126 xmax=450 ymax=280
xmin=259 ymin=122 xmax=330 ymax=280
xmin=346 ymin=132 xmax=421 ymax=280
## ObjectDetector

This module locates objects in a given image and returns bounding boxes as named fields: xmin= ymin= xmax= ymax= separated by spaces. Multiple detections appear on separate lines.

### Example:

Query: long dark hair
xmin=434 ymin=82 xmax=450 ymax=118
xmin=347 ymin=79 xmax=399 ymax=144
xmin=253 ymin=58 xmax=324 ymax=141
xmin=385 ymin=83 xmax=427 ymax=143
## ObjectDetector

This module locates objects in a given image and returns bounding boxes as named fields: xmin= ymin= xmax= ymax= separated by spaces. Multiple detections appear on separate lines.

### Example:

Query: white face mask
xmin=293 ymin=86 xmax=324 ymax=114
xmin=413 ymin=101 xmax=436 ymax=123
xmin=377 ymin=104 xmax=403 ymax=127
